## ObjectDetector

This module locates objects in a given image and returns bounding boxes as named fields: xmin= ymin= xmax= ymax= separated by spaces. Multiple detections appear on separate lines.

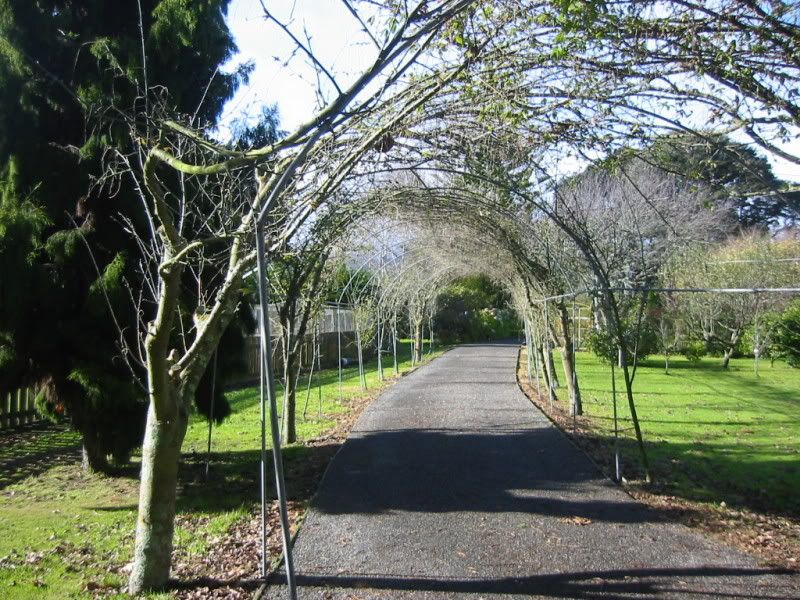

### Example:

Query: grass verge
xmin=0 ymin=342 xmax=445 ymax=599
xmin=517 ymin=348 xmax=800 ymax=570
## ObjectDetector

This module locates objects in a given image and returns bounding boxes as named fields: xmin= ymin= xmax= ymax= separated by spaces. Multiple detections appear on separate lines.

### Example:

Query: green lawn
xmin=543 ymin=351 xmax=800 ymax=515
xmin=0 ymin=342 xmax=443 ymax=599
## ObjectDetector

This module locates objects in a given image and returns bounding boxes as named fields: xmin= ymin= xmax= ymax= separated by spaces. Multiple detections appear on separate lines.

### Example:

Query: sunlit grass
xmin=538 ymin=350 xmax=800 ymax=514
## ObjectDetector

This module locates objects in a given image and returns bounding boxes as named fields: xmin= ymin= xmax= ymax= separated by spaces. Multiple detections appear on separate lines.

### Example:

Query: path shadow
xmin=270 ymin=566 xmax=798 ymax=599
xmin=312 ymin=428 xmax=660 ymax=524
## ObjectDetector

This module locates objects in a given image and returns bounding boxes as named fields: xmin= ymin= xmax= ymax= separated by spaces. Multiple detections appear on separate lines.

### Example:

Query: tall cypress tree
xmin=0 ymin=0 xmax=251 ymax=470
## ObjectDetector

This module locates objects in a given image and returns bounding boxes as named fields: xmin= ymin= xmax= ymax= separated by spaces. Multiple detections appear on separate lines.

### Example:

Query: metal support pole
xmin=524 ymin=319 xmax=533 ymax=384
xmin=531 ymin=321 xmax=542 ymax=399
xmin=544 ymin=300 xmax=554 ymax=410
xmin=377 ymin=310 xmax=384 ymax=382
xmin=355 ymin=311 xmax=366 ymax=391
xmin=302 ymin=328 xmax=317 ymax=420
xmin=337 ymin=305 xmax=343 ymax=401
xmin=611 ymin=358 xmax=621 ymax=483
xmin=205 ymin=350 xmax=218 ymax=479
xmin=316 ymin=324 xmax=323 ymax=419
xmin=572 ymin=299 xmax=578 ymax=429
xmin=392 ymin=311 xmax=398 ymax=375
xmin=754 ymin=312 xmax=760 ymax=377
xmin=255 ymin=226 xmax=297 ymax=599
xmin=409 ymin=308 xmax=415 ymax=366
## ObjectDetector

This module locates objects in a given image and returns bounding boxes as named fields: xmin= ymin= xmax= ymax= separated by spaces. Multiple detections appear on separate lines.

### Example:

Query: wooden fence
xmin=0 ymin=388 xmax=41 ymax=430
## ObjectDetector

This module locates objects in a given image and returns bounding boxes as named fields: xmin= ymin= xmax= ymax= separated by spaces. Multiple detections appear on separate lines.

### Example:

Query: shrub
xmin=773 ymin=300 xmax=800 ymax=367
xmin=683 ymin=340 xmax=706 ymax=363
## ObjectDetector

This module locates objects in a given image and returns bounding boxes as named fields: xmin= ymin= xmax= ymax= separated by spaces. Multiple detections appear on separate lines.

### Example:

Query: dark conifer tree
xmin=0 ymin=0 xmax=259 ymax=470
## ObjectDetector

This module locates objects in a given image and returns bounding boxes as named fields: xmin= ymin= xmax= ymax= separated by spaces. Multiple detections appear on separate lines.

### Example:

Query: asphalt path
xmin=266 ymin=341 xmax=800 ymax=599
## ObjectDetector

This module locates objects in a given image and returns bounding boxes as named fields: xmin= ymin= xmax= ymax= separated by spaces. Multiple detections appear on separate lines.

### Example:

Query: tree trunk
xmin=722 ymin=330 xmax=741 ymax=369
xmin=619 ymin=352 xmax=651 ymax=483
xmin=557 ymin=303 xmax=582 ymax=416
xmin=414 ymin=321 xmax=423 ymax=364
xmin=81 ymin=435 xmax=108 ymax=473
xmin=129 ymin=399 xmax=188 ymax=592
xmin=282 ymin=352 xmax=297 ymax=443
xmin=536 ymin=343 xmax=553 ymax=397
xmin=544 ymin=340 xmax=559 ymax=389
xmin=392 ymin=315 xmax=399 ymax=375
xmin=722 ymin=347 xmax=734 ymax=369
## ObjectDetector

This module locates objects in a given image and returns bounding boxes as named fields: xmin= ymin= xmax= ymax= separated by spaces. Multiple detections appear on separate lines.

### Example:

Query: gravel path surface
xmin=266 ymin=342 xmax=799 ymax=599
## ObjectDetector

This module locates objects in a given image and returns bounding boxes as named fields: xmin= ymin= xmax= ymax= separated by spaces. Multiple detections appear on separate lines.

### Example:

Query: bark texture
xmin=128 ymin=399 xmax=188 ymax=591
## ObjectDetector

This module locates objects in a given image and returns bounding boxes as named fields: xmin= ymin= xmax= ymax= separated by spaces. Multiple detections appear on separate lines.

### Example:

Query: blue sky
xmin=219 ymin=0 xmax=375 ymax=135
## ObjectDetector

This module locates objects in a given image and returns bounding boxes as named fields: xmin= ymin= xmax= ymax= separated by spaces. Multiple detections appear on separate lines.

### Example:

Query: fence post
xmin=11 ymin=389 xmax=20 ymax=427
xmin=1 ymin=392 xmax=9 ymax=428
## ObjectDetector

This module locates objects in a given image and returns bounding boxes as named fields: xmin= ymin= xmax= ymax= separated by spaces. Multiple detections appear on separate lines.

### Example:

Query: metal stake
xmin=544 ymin=300 xmax=554 ymax=410
xmin=611 ymin=358 xmax=620 ymax=483
xmin=524 ymin=319 xmax=533 ymax=384
xmin=572 ymin=299 xmax=578 ymax=429
xmin=337 ymin=304 xmax=343 ymax=401
xmin=205 ymin=350 xmax=218 ymax=479
xmin=302 ymin=327 xmax=317 ymax=420
xmin=392 ymin=311 xmax=398 ymax=374
xmin=255 ymin=226 xmax=297 ymax=599
xmin=316 ymin=323 xmax=322 ymax=419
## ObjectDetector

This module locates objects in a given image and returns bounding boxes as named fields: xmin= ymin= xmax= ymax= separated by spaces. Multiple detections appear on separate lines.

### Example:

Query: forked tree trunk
xmin=722 ymin=347 xmax=734 ymax=369
xmin=129 ymin=396 xmax=188 ymax=591
xmin=722 ymin=330 xmax=741 ymax=369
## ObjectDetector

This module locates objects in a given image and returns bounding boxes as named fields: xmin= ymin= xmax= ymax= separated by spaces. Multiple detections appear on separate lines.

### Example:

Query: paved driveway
xmin=267 ymin=342 xmax=799 ymax=599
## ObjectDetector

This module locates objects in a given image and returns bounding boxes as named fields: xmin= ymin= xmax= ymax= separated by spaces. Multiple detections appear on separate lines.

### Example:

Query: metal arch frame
xmin=253 ymin=215 xmax=460 ymax=600
xmin=253 ymin=127 xmax=325 ymax=600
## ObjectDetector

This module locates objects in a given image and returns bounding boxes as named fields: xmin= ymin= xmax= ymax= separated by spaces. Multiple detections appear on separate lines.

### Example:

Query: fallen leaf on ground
xmin=558 ymin=516 xmax=593 ymax=526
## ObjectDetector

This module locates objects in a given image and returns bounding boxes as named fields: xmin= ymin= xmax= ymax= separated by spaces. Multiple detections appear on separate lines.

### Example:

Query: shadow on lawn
xmin=0 ymin=421 xmax=82 ymax=489
xmin=86 ymin=441 xmax=345 ymax=516
xmin=177 ymin=441 xmax=344 ymax=514
xmin=575 ymin=428 xmax=800 ymax=517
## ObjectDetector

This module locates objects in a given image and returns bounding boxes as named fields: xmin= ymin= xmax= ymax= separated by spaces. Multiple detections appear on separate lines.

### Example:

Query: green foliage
xmin=324 ymin=262 xmax=375 ymax=304
xmin=0 ymin=0 xmax=247 ymax=470
xmin=434 ymin=275 xmax=518 ymax=343
xmin=646 ymin=133 xmax=794 ymax=229
xmin=773 ymin=300 xmax=800 ymax=367
xmin=682 ymin=340 xmax=706 ymax=363
xmin=586 ymin=308 xmax=660 ymax=365
xmin=585 ymin=328 xmax=617 ymax=364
